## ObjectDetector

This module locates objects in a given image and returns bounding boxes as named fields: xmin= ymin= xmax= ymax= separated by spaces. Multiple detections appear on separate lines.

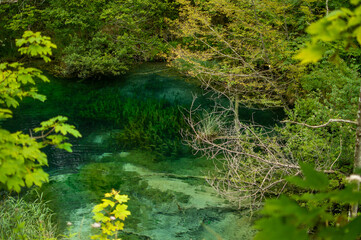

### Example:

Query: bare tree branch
xmin=182 ymin=94 xmax=336 ymax=209
xmin=326 ymin=0 xmax=329 ymax=15
xmin=282 ymin=119 xmax=358 ymax=128
xmin=0 ymin=0 xmax=17 ymax=4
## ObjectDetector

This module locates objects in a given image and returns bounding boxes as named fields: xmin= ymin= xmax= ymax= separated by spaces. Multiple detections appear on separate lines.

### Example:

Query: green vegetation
xmin=0 ymin=31 xmax=83 ymax=239
xmin=255 ymin=164 xmax=361 ymax=240
xmin=0 ymin=0 xmax=177 ymax=78
xmin=112 ymin=98 xmax=187 ymax=157
xmin=0 ymin=31 xmax=81 ymax=192
xmin=76 ymin=91 xmax=188 ymax=158
xmin=254 ymin=1 xmax=361 ymax=239
xmin=0 ymin=194 xmax=57 ymax=240
xmin=3 ymin=0 xmax=361 ymax=239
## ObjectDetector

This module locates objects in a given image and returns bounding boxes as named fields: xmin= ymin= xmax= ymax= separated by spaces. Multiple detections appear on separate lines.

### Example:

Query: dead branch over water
xmin=182 ymin=92 xmax=337 ymax=209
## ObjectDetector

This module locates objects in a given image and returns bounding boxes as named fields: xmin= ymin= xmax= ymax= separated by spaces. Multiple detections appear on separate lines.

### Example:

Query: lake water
xmin=4 ymin=63 xmax=282 ymax=239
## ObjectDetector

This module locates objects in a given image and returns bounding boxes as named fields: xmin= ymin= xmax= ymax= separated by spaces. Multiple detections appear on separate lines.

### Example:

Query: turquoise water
xmin=3 ymin=63 xmax=283 ymax=239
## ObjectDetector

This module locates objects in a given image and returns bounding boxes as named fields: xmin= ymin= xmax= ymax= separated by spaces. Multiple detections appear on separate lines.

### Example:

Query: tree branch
xmin=282 ymin=119 xmax=358 ymax=128
xmin=0 ymin=0 xmax=18 ymax=4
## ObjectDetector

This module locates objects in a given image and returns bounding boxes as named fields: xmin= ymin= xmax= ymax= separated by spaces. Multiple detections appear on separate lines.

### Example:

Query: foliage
xmin=34 ymin=115 xmax=82 ymax=151
xmin=168 ymin=0 xmax=302 ymax=106
xmin=6 ymin=4 xmax=42 ymax=32
xmin=289 ymin=0 xmax=361 ymax=174
xmin=57 ymin=0 xmax=175 ymax=78
xmin=294 ymin=0 xmax=361 ymax=64
xmin=0 ymin=194 xmax=57 ymax=240
xmin=0 ymin=31 xmax=81 ymax=192
xmin=254 ymin=163 xmax=361 ymax=240
xmin=180 ymin=58 xmax=357 ymax=207
xmin=181 ymin=60 xmax=360 ymax=207
xmin=278 ymin=61 xmax=360 ymax=173
xmin=0 ymin=129 xmax=49 ymax=192
xmin=16 ymin=31 xmax=57 ymax=63
xmin=255 ymin=2 xmax=361 ymax=236
xmin=61 ymin=33 xmax=132 ymax=78
xmin=0 ymin=0 xmax=177 ymax=78
xmin=91 ymin=189 xmax=130 ymax=240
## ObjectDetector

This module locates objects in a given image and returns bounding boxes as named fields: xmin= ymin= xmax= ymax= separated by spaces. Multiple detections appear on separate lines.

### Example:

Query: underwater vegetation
xmin=74 ymin=89 xmax=189 ymax=158
xmin=114 ymin=98 xmax=187 ymax=158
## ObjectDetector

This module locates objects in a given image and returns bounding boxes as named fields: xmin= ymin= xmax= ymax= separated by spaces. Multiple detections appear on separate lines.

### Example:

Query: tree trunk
xmin=354 ymin=84 xmax=361 ymax=170
xmin=351 ymin=82 xmax=361 ymax=218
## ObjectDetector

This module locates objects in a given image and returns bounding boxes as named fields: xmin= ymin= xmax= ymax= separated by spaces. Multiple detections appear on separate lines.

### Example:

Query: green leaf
xmin=58 ymin=142 xmax=73 ymax=152
xmin=353 ymin=26 xmax=361 ymax=45
xmin=254 ymin=217 xmax=308 ymax=240
xmin=102 ymin=199 xmax=115 ymax=208
xmin=307 ymin=19 xmax=330 ymax=38
xmin=37 ymin=74 xmax=49 ymax=82
xmin=46 ymin=135 xmax=66 ymax=145
xmin=288 ymin=163 xmax=329 ymax=191
xmin=93 ymin=204 xmax=104 ymax=213
xmin=339 ymin=216 xmax=361 ymax=239
xmin=347 ymin=15 xmax=361 ymax=28
xmin=29 ymin=92 xmax=47 ymax=102
xmin=0 ymin=108 xmax=13 ymax=119
xmin=93 ymin=212 xmax=108 ymax=222
xmin=261 ymin=195 xmax=307 ymax=217
xmin=319 ymin=216 xmax=361 ymax=240
xmin=6 ymin=176 xmax=25 ymax=192
xmin=294 ymin=43 xmax=325 ymax=64
xmin=17 ymin=74 xmax=34 ymax=84
xmin=4 ymin=96 xmax=19 ymax=108
xmin=24 ymin=168 xmax=48 ymax=187
xmin=329 ymin=185 xmax=361 ymax=204
xmin=0 ymin=160 xmax=18 ymax=176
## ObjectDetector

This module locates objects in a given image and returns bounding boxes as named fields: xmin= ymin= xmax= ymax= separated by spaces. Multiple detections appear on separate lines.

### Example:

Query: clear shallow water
xmin=3 ymin=63 xmax=282 ymax=239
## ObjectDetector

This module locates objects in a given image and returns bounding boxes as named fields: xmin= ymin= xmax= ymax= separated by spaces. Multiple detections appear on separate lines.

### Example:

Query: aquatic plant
xmin=74 ymin=90 xmax=189 ymax=158
xmin=0 ymin=194 xmax=57 ymax=240
xmin=114 ymin=97 xmax=188 ymax=157
xmin=196 ymin=111 xmax=224 ymax=139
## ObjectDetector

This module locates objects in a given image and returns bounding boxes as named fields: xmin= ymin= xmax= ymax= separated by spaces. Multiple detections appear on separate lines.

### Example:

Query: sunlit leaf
xmin=294 ymin=44 xmax=325 ymax=64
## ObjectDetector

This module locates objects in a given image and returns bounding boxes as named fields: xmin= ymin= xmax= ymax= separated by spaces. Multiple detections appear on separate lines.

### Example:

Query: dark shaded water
xmin=3 ymin=63 xmax=282 ymax=239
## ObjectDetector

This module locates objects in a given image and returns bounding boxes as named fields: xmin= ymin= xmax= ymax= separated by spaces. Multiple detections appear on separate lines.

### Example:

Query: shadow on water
xmin=3 ymin=63 xmax=282 ymax=239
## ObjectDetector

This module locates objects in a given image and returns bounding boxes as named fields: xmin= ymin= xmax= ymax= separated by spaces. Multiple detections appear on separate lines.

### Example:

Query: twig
xmin=330 ymin=138 xmax=342 ymax=170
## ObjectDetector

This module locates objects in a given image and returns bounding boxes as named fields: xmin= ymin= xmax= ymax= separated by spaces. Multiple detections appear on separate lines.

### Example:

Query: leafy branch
xmin=255 ymin=164 xmax=361 ymax=240
xmin=0 ymin=31 xmax=80 ymax=192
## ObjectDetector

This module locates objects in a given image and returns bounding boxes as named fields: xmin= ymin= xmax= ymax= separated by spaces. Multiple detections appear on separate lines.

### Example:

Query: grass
xmin=0 ymin=193 xmax=57 ymax=240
